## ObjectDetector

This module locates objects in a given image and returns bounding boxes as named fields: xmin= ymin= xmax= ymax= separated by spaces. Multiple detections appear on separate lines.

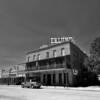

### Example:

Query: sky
xmin=0 ymin=0 xmax=100 ymax=66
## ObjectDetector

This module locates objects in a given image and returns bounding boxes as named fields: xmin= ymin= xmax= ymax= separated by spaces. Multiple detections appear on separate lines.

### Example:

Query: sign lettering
xmin=50 ymin=37 xmax=73 ymax=44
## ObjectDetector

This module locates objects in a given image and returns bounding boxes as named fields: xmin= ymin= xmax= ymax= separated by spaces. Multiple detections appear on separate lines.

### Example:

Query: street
xmin=0 ymin=85 xmax=100 ymax=100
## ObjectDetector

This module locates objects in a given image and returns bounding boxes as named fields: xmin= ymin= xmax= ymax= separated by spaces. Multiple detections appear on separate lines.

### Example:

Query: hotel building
xmin=25 ymin=38 xmax=87 ymax=87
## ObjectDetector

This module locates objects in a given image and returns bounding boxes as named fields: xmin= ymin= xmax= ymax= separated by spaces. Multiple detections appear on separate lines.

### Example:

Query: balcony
xmin=26 ymin=63 xmax=66 ymax=71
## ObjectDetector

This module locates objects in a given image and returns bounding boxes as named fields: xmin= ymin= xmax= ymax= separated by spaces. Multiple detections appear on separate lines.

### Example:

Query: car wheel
xmin=31 ymin=85 xmax=34 ymax=88
xmin=37 ymin=86 xmax=40 ymax=89
xmin=21 ymin=85 xmax=24 ymax=88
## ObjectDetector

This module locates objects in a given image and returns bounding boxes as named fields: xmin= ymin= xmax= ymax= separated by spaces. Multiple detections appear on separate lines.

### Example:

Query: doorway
xmin=47 ymin=74 xmax=51 ymax=85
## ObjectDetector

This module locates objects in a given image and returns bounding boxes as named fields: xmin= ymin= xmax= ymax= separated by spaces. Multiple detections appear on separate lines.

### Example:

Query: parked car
xmin=21 ymin=81 xmax=41 ymax=88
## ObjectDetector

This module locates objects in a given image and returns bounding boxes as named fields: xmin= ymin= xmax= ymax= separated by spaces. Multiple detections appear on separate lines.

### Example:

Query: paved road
xmin=0 ymin=85 xmax=100 ymax=100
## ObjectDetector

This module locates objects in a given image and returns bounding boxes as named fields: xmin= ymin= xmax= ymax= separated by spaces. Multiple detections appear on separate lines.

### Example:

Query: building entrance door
xmin=47 ymin=74 xmax=51 ymax=85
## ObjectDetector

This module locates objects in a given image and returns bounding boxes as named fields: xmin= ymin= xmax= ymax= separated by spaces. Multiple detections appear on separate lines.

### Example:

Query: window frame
xmin=37 ymin=54 xmax=40 ymax=60
xmin=46 ymin=52 xmax=49 ymax=58
xmin=53 ymin=50 xmax=57 ymax=57
xmin=33 ymin=55 xmax=36 ymax=61
xmin=61 ymin=48 xmax=65 ymax=56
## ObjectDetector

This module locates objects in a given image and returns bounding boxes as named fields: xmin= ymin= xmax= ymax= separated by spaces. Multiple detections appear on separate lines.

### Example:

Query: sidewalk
xmin=1 ymin=85 xmax=100 ymax=91
xmin=42 ymin=86 xmax=100 ymax=91
xmin=70 ymin=86 xmax=100 ymax=91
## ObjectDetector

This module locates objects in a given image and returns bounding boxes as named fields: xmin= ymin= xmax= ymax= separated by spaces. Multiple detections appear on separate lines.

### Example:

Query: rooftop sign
xmin=50 ymin=37 xmax=73 ymax=44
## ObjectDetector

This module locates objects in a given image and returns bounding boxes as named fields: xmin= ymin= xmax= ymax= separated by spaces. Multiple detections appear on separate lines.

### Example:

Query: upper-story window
xmin=27 ymin=56 xmax=30 ymax=62
xmin=37 ymin=54 xmax=40 ymax=60
xmin=46 ymin=52 xmax=49 ymax=58
xmin=53 ymin=50 xmax=57 ymax=57
xmin=33 ymin=55 xmax=36 ymax=61
xmin=61 ymin=48 xmax=65 ymax=56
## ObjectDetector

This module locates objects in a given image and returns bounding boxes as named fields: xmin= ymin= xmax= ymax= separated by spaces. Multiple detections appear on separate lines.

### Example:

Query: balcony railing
xmin=26 ymin=64 xmax=66 ymax=71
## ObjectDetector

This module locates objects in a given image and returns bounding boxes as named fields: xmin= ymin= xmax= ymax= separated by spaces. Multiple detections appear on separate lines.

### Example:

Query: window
xmin=61 ymin=48 xmax=65 ymax=56
xmin=53 ymin=50 xmax=57 ymax=57
xmin=33 ymin=55 xmax=36 ymax=61
xmin=27 ymin=56 xmax=30 ymax=62
xmin=37 ymin=54 xmax=40 ymax=60
xmin=46 ymin=52 xmax=49 ymax=58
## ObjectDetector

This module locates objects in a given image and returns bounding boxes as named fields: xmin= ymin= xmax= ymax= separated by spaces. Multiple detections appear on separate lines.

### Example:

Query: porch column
xmin=41 ymin=73 xmax=43 ymax=84
xmin=51 ymin=73 xmax=53 ymax=85
xmin=55 ymin=72 xmax=59 ymax=85
xmin=62 ymin=71 xmax=64 ymax=85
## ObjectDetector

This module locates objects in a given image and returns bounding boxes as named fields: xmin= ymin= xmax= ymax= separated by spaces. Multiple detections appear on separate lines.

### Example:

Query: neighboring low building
xmin=25 ymin=39 xmax=87 ymax=86
xmin=16 ymin=63 xmax=26 ymax=77
xmin=0 ymin=64 xmax=26 ymax=85
xmin=1 ymin=68 xmax=10 ymax=78
xmin=0 ymin=66 xmax=11 ymax=85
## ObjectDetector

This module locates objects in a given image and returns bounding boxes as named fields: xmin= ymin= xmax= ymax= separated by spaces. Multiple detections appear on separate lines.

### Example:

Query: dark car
xmin=21 ymin=81 xmax=41 ymax=88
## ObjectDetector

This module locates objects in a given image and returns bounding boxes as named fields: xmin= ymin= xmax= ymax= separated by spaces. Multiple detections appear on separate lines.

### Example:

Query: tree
xmin=90 ymin=37 xmax=100 ymax=74
xmin=82 ymin=37 xmax=100 ymax=85
xmin=83 ymin=57 xmax=98 ymax=85
xmin=84 ymin=57 xmax=93 ymax=72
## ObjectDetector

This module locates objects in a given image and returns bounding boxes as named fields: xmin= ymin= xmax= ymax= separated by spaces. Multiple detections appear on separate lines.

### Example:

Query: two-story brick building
xmin=25 ymin=39 xmax=87 ymax=87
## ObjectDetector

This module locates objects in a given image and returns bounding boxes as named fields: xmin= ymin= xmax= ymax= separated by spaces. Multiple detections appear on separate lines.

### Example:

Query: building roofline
xmin=26 ymin=41 xmax=72 ymax=55
xmin=70 ymin=42 xmax=88 ymax=57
